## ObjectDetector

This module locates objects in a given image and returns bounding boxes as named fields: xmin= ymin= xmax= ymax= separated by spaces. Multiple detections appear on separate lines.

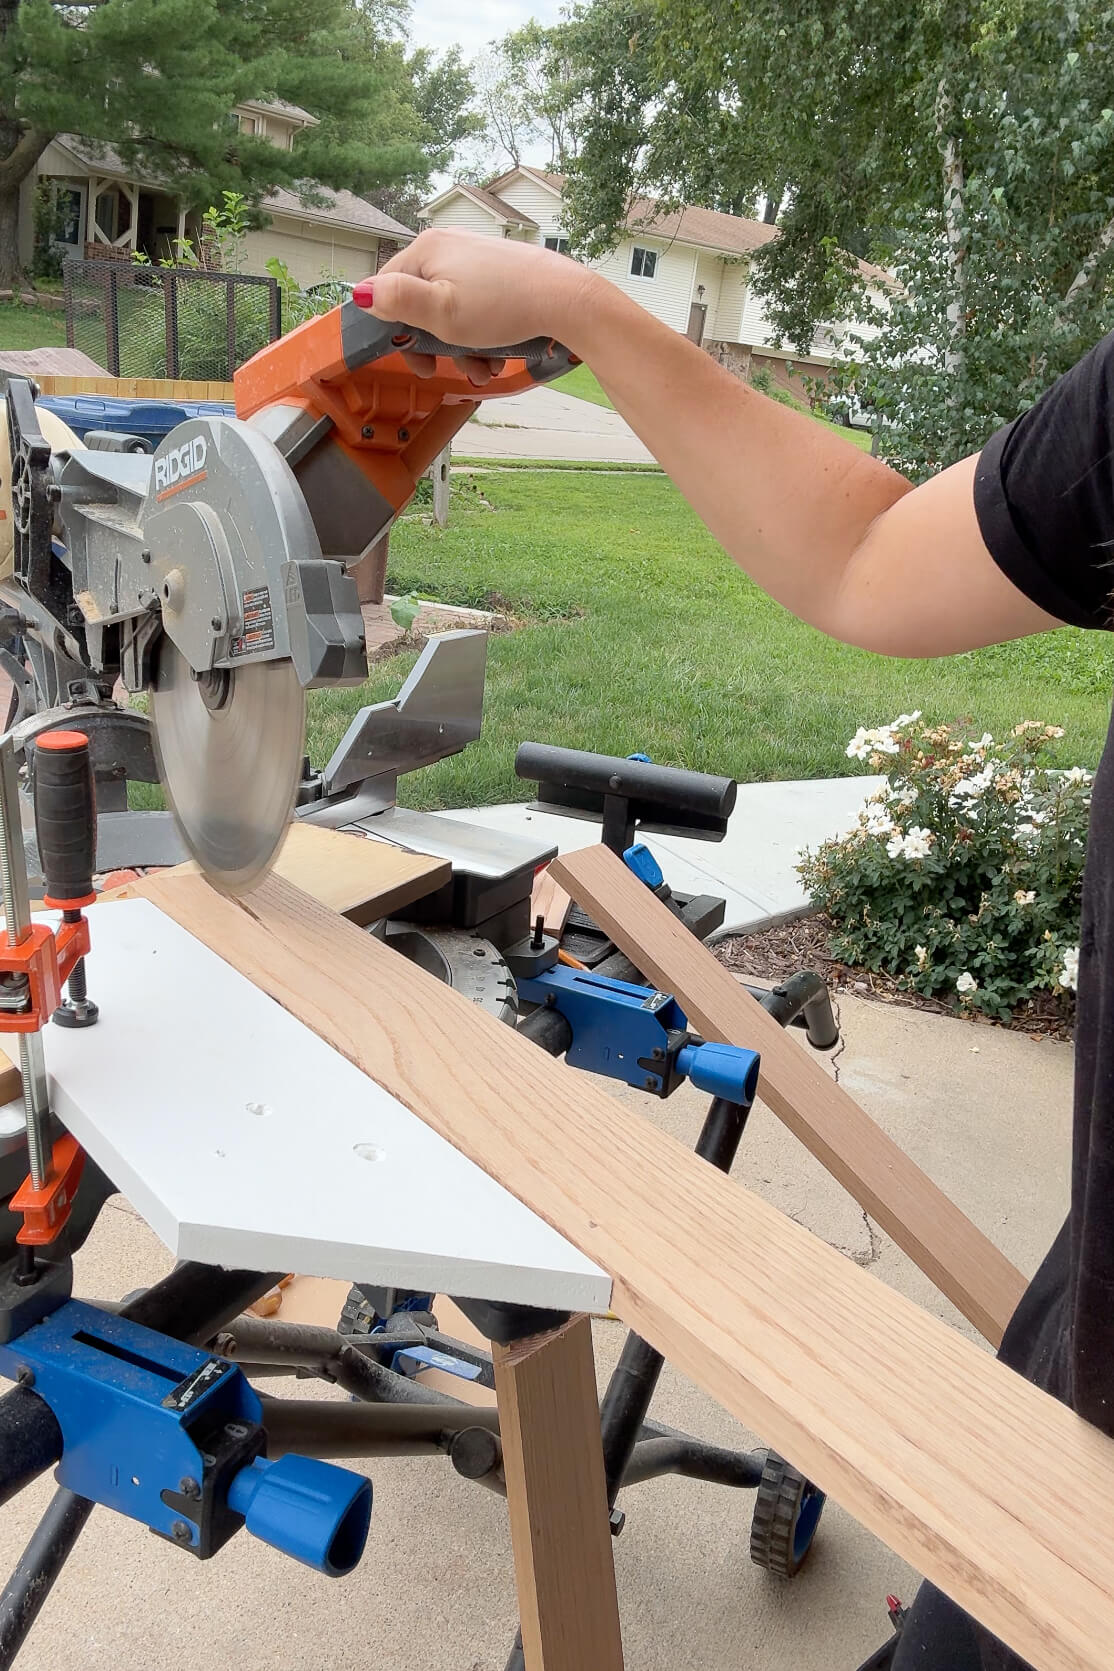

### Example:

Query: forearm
xmin=559 ymin=274 xmax=914 ymax=634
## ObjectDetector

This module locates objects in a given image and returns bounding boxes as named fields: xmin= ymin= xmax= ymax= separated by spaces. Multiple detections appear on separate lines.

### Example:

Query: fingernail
xmin=352 ymin=280 xmax=374 ymax=308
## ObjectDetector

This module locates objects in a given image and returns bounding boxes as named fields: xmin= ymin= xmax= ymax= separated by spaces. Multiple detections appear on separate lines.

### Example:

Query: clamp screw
xmin=651 ymin=1047 xmax=665 ymax=1060
xmin=171 ymin=1520 xmax=193 ymax=1544
xmin=178 ymin=1476 xmax=201 ymax=1499
xmin=140 ymin=548 xmax=151 ymax=564
xmin=210 ymin=616 xmax=222 ymax=632
xmin=361 ymin=425 xmax=375 ymax=439
xmin=397 ymin=427 xmax=410 ymax=442
xmin=643 ymin=1076 xmax=658 ymax=1091
xmin=15 ymin=1367 xmax=33 ymax=1389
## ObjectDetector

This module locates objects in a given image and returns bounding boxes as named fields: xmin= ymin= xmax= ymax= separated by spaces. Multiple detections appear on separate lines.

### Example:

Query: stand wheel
xmin=749 ymin=1452 xmax=825 ymax=1577
xmin=337 ymin=1285 xmax=380 ymax=1337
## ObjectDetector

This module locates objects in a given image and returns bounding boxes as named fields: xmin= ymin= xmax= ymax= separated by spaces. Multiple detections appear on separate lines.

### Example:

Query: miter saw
xmin=1 ymin=304 xmax=576 ymax=892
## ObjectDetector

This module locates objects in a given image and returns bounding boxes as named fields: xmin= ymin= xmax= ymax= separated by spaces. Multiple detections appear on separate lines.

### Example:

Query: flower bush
xmin=798 ymin=714 xmax=1089 ymax=1020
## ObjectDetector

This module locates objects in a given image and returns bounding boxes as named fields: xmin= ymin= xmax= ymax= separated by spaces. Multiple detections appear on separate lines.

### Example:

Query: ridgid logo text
xmin=154 ymin=436 xmax=208 ymax=499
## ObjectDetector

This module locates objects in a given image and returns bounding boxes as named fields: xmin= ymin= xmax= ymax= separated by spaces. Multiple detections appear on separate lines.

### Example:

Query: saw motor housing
xmin=1 ymin=302 xmax=575 ymax=711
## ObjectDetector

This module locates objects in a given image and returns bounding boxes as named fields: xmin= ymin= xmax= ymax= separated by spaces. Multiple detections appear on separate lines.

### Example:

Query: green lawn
xmin=306 ymin=471 xmax=1114 ymax=810
xmin=551 ymin=362 xmax=615 ymax=408
xmin=0 ymin=301 xmax=66 ymax=351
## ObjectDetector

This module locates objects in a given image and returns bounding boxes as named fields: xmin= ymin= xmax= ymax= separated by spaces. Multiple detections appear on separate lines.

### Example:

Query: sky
xmin=408 ymin=0 xmax=562 ymax=182
xmin=407 ymin=0 xmax=562 ymax=64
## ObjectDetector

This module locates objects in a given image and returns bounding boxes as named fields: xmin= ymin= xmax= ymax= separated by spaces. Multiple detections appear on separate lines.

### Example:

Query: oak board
xmin=133 ymin=869 xmax=1114 ymax=1671
xmin=550 ymin=843 xmax=1026 ymax=1346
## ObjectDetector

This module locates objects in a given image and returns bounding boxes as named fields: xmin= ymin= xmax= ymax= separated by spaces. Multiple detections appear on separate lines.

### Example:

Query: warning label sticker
xmin=231 ymin=585 xmax=276 ymax=658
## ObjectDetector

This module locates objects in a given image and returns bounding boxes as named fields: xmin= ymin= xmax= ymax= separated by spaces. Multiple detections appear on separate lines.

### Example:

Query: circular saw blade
xmin=151 ymin=638 xmax=305 ymax=895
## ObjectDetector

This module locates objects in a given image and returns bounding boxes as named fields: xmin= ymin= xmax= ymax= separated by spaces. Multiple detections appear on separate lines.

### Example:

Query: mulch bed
xmin=715 ymin=913 xmax=1075 ymax=1042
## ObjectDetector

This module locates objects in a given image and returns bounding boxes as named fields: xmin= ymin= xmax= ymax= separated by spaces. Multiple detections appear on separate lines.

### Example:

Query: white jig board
xmin=27 ymin=899 xmax=612 ymax=1314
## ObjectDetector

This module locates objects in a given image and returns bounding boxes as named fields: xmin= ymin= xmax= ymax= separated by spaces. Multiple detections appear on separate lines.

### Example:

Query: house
xmin=422 ymin=166 xmax=885 ymax=391
xmin=18 ymin=100 xmax=414 ymax=286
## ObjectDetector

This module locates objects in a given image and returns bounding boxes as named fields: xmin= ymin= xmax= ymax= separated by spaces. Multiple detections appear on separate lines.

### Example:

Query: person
xmin=357 ymin=231 xmax=1113 ymax=1671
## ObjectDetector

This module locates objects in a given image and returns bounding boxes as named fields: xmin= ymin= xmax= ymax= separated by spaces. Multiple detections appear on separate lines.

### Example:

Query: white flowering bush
xmin=798 ymin=715 xmax=1089 ymax=1020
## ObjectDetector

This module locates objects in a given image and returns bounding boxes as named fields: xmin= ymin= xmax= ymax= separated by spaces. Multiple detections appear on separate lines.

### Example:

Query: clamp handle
xmin=33 ymin=731 xmax=96 ymax=909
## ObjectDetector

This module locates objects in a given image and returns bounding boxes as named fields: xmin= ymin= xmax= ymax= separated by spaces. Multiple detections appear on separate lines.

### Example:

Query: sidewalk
xmin=439 ymin=774 xmax=885 ymax=932
xmin=466 ymin=386 xmax=655 ymax=464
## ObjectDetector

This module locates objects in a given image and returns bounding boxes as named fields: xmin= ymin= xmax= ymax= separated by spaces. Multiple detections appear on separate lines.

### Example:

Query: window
xmin=544 ymin=236 xmax=571 ymax=255
xmin=630 ymin=246 xmax=657 ymax=279
xmin=238 ymin=113 xmax=259 ymax=135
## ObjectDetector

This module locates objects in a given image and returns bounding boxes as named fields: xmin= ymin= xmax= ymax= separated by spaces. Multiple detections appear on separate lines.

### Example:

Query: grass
xmin=305 ymin=471 xmax=1114 ymax=810
xmin=0 ymin=301 xmax=66 ymax=351
xmin=551 ymin=362 xmax=615 ymax=408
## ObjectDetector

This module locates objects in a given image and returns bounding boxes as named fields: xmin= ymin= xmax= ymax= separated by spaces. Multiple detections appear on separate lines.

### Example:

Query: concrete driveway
xmin=0 ymin=989 xmax=1073 ymax=1671
xmin=464 ymin=386 xmax=655 ymax=464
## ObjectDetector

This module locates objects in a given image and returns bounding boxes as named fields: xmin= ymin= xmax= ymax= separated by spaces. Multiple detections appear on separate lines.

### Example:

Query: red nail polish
xmin=352 ymin=280 xmax=374 ymax=308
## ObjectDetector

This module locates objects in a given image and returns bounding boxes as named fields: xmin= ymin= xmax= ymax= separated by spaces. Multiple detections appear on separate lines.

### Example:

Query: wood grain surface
xmin=132 ymin=868 xmax=1114 ymax=1671
xmin=551 ymin=843 xmax=1026 ymax=1346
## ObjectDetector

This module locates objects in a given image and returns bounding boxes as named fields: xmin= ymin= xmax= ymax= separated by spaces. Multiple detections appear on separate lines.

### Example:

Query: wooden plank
xmin=34 ymin=375 xmax=235 ymax=401
xmin=0 ymin=1052 xmax=21 ymax=1105
xmin=530 ymin=866 xmax=573 ymax=937
xmin=105 ymin=822 xmax=450 ymax=926
xmin=550 ymin=843 xmax=1025 ymax=1347
xmin=494 ymin=1316 xmax=624 ymax=1671
xmin=131 ymin=869 xmax=1114 ymax=1671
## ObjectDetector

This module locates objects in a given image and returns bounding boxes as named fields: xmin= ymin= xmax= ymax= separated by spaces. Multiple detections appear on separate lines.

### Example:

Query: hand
xmin=354 ymin=229 xmax=596 ymax=384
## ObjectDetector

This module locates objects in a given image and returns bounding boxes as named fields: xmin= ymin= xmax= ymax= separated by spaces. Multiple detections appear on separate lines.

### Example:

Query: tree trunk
xmin=934 ymin=77 xmax=967 ymax=453
xmin=0 ymin=178 xmax=22 ymax=288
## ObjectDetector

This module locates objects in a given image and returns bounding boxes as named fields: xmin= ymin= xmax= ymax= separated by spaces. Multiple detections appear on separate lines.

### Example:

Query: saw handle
xmin=338 ymin=302 xmax=578 ymax=387
xmin=33 ymin=732 xmax=96 ymax=910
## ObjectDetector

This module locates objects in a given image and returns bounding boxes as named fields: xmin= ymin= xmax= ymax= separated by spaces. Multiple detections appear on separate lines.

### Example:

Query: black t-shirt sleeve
xmin=973 ymin=330 xmax=1114 ymax=631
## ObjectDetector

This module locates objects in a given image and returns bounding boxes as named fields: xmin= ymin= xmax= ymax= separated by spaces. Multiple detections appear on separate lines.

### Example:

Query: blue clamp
xmin=626 ymin=752 xmax=652 ymax=763
xmin=0 ymin=1301 xmax=371 ymax=1575
xmin=623 ymin=842 xmax=664 ymax=889
xmin=677 ymin=1041 xmax=761 ymax=1105
xmin=391 ymin=1344 xmax=484 ymax=1383
xmin=518 ymin=963 xmax=759 ymax=1104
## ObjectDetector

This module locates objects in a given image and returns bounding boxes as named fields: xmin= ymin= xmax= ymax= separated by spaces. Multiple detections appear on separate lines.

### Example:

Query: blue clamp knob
xmin=227 ymin=1454 xmax=372 ymax=1576
xmin=623 ymin=842 xmax=664 ymax=889
xmin=676 ymin=1042 xmax=761 ymax=1106
xmin=626 ymin=752 xmax=652 ymax=763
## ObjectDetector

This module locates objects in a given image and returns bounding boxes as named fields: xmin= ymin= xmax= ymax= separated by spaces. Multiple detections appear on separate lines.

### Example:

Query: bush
xmin=798 ymin=714 xmax=1088 ymax=1020
xmin=118 ymin=275 xmax=274 ymax=380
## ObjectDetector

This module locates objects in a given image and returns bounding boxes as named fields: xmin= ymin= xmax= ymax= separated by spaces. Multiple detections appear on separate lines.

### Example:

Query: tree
xmin=555 ymin=0 xmax=1114 ymax=476
xmin=363 ymin=45 xmax=484 ymax=226
xmin=0 ymin=0 xmax=425 ymax=289
xmin=462 ymin=22 xmax=583 ymax=180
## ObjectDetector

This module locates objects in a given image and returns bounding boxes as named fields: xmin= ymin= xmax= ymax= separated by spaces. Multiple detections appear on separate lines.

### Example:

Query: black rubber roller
xmin=33 ymin=731 xmax=96 ymax=909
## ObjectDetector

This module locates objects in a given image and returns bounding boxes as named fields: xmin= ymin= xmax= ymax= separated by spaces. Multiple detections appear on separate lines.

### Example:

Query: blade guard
xmin=233 ymin=303 xmax=578 ymax=547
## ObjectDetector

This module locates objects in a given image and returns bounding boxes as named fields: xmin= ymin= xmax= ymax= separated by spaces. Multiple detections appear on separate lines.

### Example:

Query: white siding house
xmin=19 ymin=101 xmax=415 ymax=281
xmin=422 ymin=167 xmax=885 ymax=390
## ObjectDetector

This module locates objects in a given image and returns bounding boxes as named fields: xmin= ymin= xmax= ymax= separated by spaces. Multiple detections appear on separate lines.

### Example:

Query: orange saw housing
xmin=234 ymin=302 xmax=578 ymax=557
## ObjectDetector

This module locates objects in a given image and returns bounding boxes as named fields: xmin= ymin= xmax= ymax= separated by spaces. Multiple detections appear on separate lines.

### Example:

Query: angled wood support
xmin=494 ymin=1316 xmax=624 ymax=1671
xmin=550 ymin=843 xmax=1026 ymax=1346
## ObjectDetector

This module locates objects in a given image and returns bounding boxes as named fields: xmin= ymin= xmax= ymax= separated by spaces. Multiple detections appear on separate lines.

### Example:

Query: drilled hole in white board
xmin=245 ymin=1101 xmax=271 ymax=1118
xmin=353 ymin=1142 xmax=386 ymax=1163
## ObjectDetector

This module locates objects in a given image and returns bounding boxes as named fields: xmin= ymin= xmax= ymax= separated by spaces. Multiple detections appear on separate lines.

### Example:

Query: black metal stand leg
xmin=0 ymin=1493 xmax=92 ymax=1670
xmin=599 ymin=1096 xmax=753 ymax=1504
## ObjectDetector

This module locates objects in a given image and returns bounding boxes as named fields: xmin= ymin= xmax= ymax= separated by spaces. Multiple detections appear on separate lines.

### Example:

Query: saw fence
xmin=118 ymin=852 xmax=1110 ymax=1671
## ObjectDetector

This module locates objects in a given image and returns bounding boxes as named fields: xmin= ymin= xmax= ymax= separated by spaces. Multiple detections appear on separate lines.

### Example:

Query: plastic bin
xmin=37 ymin=396 xmax=234 ymax=449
